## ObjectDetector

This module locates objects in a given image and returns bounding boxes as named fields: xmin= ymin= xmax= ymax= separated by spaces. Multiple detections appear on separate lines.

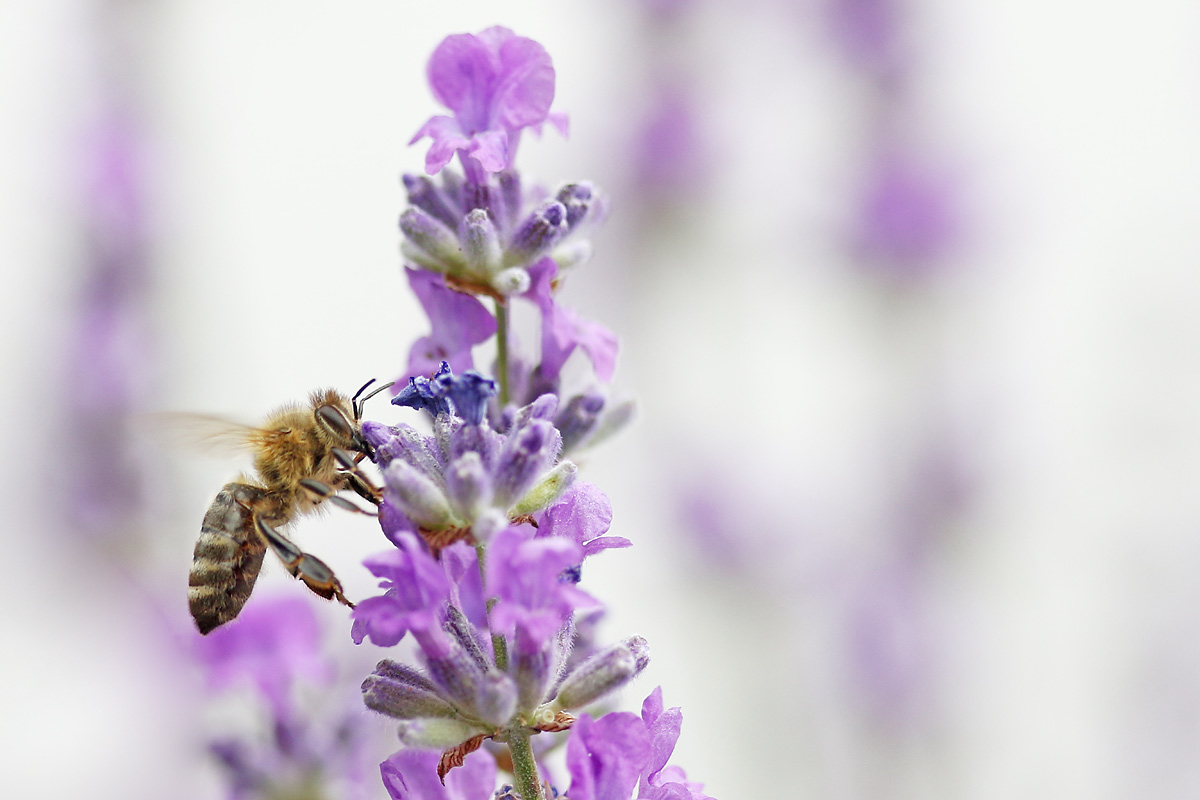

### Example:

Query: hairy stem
xmin=476 ymin=541 xmax=509 ymax=671
xmin=495 ymin=299 xmax=510 ymax=406
xmin=507 ymin=728 xmax=543 ymax=800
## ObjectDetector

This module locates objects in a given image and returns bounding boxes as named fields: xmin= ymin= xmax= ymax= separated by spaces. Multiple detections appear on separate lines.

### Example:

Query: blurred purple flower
xmin=412 ymin=26 xmax=568 ymax=181
xmin=827 ymin=0 xmax=905 ymax=76
xmin=351 ymin=533 xmax=454 ymax=654
xmin=486 ymin=525 xmax=599 ymax=654
xmin=65 ymin=100 xmax=154 ymax=537
xmin=380 ymin=748 xmax=496 ymax=800
xmin=852 ymin=147 xmax=960 ymax=275
xmin=633 ymin=81 xmax=705 ymax=195
xmin=405 ymin=268 xmax=497 ymax=381
xmin=194 ymin=594 xmax=333 ymax=717
xmin=524 ymin=257 xmax=619 ymax=384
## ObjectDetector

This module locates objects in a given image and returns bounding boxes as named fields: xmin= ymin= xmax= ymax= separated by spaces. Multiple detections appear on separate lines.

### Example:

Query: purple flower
xmin=412 ymin=26 xmax=568 ymax=181
xmin=637 ymin=687 xmax=712 ymax=800
xmin=486 ymin=525 xmax=599 ymax=654
xmin=380 ymin=748 xmax=496 ymax=800
xmin=405 ymin=268 xmax=497 ymax=381
xmin=351 ymin=534 xmax=454 ymax=654
xmin=524 ymin=257 xmax=619 ymax=384
xmin=565 ymin=712 xmax=651 ymax=800
xmin=195 ymin=594 xmax=333 ymax=717
xmin=393 ymin=362 xmax=498 ymax=426
xmin=536 ymin=481 xmax=631 ymax=559
xmin=565 ymin=689 xmax=713 ymax=800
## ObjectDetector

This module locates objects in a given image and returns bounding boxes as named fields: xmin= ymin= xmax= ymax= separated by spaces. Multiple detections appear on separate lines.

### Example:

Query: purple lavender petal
xmin=405 ymin=268 xmax=497 ymax=381
xmin=641 ymin=687 xmax=684 ymax=785
xmin=537 ymin=482 xmax=631 ymax=558
xmin=415 ymin=27 xmax=564 ymax=178
xmin=486 ymin=526 xmax=597 ymax=654
xmin=523 ymin=257 xmax=619 ymax=384
xmin=351 ymin=535 xmax=452 ymax=652
xmin=380 ymin=748 xmax=496 ymax=800
xmin=565 ymin=712 xmax=651 ymax=800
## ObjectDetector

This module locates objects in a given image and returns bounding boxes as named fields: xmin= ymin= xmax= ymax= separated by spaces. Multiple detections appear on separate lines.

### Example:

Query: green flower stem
xmin=495 ymin=299 xmax=510 ymax=406
xmin=506 ymin=728 xmax=543 ymax=800
xmin=476 ymin=541 xmax=509 ymax=671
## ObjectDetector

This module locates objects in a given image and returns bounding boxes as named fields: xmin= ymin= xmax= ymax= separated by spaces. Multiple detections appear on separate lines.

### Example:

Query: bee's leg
xmin=255 ymin=517 xmax=354 ymax=608
xmin=331 ymin=447 xmax=383 ymax=505
xmin=298 ymin=478 xmax=378 ymax=516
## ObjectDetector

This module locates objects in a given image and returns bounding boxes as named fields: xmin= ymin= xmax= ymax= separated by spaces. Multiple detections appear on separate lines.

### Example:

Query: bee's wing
xmin=145 ymin=412 xmax=273 ymax=457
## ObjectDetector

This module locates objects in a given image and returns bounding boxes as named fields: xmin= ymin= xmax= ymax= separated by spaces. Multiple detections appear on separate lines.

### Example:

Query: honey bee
xmin=187 ymin=380 xmax=392 ymax=634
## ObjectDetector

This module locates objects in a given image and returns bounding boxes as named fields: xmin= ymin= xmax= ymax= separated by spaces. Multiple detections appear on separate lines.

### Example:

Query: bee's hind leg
xmin=255 ymin=517 xmax=354 ymax=608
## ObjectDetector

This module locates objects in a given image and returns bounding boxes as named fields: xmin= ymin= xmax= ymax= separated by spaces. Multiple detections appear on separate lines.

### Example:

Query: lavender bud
xmin=425 ymin=645 xmax=487 ymax=715
xmin=477 ymin=671 xmax=519 ymax=727
xmin=450 ymin=418 xmax=503 ymax=468
xmin=444 ymin=605 xmax=489 ymax=672
xmin=472 ymin=509 xmax=508 ymax=543
xmin=461 ymin=208 xmax=502 ymax=279
xmin=555 ymin=393 xmax=606 ymax=453
xmin=362 ymin=421 xmax=398 ymax=466
xmin=491 ymin=266 xmax=531 ymax=296
xmin=513 ymin=647 xmax=555 ymax=712
xmin=585 ymin=398 xmax=637 ymax=450
xmin=362 ymin=674 xmax=459 ymax=720
xmin=509 ymin=394 xmax=559 ymax=431
xmin=396 ymin=719 xmax=486 ymax=749
xmin=555 ymin=181 xmax=594 ymax=230
xmin=505 ymin=200 xmax=567 ymax=266
xmin=384 ymin=460 xmax=454 ymax=529
xmin=445 ymin=452 xmax=493 ymax=521
xmin=432 ymin=411 xmax=458 ymax=466
xmin=553 ymin=240 xmax=593 ymax=271
xmin=510 ymin=460 xmax=577 ymax=516
xmin=461 ymin=181 xmax=495 ymax=217
xmin=373 ymin=659 xmax=441 ymax=693
xmin=372 ymin=423 xmax=444 ymax=481
xmin=497 ymin=170 xmax=522 ymax=233
xmin=403 ymin=173 xmax=460 ymax=230
xmin=493 ymin=420 xmax=562 ymax=509
xmin=551 ymin=636 xmax=649 ymax=711
xmin=399 ymin=207 xmax=465 ymax=270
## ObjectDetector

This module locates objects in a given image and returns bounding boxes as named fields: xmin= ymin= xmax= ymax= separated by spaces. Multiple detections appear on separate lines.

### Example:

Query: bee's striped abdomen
xmin=188 ymin=483 xmax=269 ymax=634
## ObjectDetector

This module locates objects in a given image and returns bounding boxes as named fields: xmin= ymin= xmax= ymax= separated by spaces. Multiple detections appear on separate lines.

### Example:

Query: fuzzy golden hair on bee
xmin=186 ymin=379 xmax=392 ymax=635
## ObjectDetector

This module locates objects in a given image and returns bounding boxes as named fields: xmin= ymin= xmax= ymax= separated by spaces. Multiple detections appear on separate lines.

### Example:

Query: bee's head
xmin=311 ymin=389 xmax=360 ymax=449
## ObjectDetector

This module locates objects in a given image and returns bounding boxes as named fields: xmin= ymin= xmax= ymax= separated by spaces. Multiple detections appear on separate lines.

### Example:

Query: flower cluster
xmin=345 ymin=25 xmax=712 ymax=800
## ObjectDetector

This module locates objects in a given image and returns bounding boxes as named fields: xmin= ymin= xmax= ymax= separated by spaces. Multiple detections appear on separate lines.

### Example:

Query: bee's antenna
xmin=353 ymin=378 xmax=395 ymax=420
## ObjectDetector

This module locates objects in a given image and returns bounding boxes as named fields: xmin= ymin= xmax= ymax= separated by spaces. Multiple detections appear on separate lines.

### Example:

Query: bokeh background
xmin=4 ymin=1 xmax=1200 ymax=799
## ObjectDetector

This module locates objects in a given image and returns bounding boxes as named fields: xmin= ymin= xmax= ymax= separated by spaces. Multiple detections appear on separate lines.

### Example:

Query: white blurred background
xmin=3 ymin=1 xmax=1200 ymax=799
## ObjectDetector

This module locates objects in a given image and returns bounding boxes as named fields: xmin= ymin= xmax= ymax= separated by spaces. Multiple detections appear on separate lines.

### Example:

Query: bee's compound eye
xmin=316 ymin=404 xmax=353 ymax=439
